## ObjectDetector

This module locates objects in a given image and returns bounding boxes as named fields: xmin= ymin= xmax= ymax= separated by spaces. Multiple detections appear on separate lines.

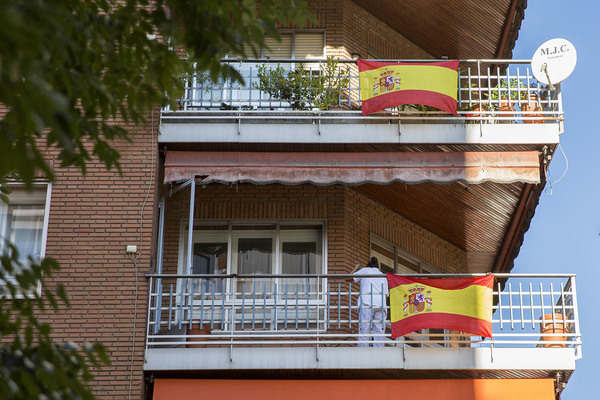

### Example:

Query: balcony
xmin=144 ymin=273 xmax=581 ymax=382
xmin=159 ymin=59 xmax=563 ymax=147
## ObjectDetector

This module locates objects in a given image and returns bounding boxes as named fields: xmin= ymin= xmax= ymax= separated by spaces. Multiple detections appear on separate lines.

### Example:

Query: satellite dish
xmin=531 ymin=38 xmax=577 ymax=89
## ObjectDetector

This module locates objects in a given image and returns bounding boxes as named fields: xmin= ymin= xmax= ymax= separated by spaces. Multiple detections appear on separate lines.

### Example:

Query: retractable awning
xmin=153 ymin=378 xmax=556 ymax=400
xmin=163 ymin=151 xmax=540 ymax=185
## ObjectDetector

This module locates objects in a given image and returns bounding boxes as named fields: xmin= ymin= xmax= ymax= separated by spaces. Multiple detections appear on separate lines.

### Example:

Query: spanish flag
xmin=386 ymin=275 xmax=494 ymax=339
xmin=358 ymin=59 xmax=459 ymax=116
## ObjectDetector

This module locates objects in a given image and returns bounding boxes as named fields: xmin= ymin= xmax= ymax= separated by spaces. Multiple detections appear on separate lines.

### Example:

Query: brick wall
xmin=162 ymin=184 xmax=346 ymax=275
xmin=162 ymin=184 xmax=465 ymax=276
xmin=279 ymin=0 xmax=433 ymax=106
xmin=42 ymin=165 xmax=465 ymax=399
xmin=42 ymin=107 xmax=161 ymax=399
xmin=35 ymin=2 xmax=450 ymax=398
xmin=345 ymin=188 xmax=466 ymax=272
xmin=285 ymin=0 xmax=432 ymax=60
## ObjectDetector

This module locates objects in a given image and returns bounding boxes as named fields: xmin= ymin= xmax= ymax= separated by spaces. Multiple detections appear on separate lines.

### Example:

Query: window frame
xmin=0 ymin=182 xmax=52 ymax=297
xmin=176 ymin=219 xmax=327 ymax=325
xmin=370 ymin=234 xmax=443 ymax=275
xmin=178 ymin=219 xmax=327 ymax=277
xmin=249 ymin=29 xmax=327 ymax=60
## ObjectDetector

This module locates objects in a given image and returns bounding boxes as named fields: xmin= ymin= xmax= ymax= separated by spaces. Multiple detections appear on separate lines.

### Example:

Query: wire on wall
xmin=545 ymin=142 xmax=568 ymax=195
xmin=128 ymin=107 xmax=157 ymax=400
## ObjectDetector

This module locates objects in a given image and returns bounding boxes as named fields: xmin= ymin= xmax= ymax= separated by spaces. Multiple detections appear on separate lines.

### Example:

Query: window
xmin=0 ymin=183 xmax=51 ymax=294
xmin=264 ymin=31 xmax=324 ymax=73
xmin=178 ymin=221 xmax=325 ymax=330
xmin=370 ymin=235 xmax=441 ymax=275
xmin=235 ymin=31 xmax=325 ymax=60
xmin=179 ymin=221 xmax=324 ymax=298
xmin=180 ymin=221 xmax=323 ymax=275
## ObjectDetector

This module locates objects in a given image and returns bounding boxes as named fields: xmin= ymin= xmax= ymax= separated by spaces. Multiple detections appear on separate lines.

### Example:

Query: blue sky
xmin=511 ymin=1 xmax=598 ymax=398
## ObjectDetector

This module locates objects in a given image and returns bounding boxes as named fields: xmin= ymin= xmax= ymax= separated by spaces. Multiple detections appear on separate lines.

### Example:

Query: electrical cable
xmin=545 ymin=142 xmax=568 ymax=195
xmin=135 ymin=108 xmax=156 ymax=262
xmin=129 ymin=107 xmax=157 ymax=399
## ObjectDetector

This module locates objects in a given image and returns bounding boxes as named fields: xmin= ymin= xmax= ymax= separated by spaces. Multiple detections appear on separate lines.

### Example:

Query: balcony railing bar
xmin=519 ymin=282 xmax=524 ymax=330
xmin=146 ymin=273 xmax=580 ymax=356
xmin=146 ymin=273 xmax=576 ymax=279
xmin=218 ymin=58 xmax=536 ymax=64
xmin=529 ymin=282 xmax=535 ymax=329
xmin=160 ymin=111 xmax=562 ymax=118
xmin=509 ymin=282 xmax=514 ymax=330
xmin=166 ymin=58 xmax=563 ymax=124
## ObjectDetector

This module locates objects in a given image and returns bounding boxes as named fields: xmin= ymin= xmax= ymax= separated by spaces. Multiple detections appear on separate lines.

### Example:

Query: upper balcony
xmin=144 ymin=273 xmax=581 ymax=389
xmin=159 ymin=59 xmax=563 ymax=149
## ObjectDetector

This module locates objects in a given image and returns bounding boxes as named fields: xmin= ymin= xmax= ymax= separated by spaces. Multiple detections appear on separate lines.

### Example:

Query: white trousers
xmin=358 ymin=307 xmax=386 ymax=347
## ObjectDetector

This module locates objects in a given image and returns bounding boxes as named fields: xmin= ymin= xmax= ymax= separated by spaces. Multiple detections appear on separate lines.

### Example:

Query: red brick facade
xmin=42 ymin=108 xmax=161 ymax=398
xmin=162 ymin=184 xmax=465 ymax=276
xmin=36 ymin=1 xmax=459 ymax=398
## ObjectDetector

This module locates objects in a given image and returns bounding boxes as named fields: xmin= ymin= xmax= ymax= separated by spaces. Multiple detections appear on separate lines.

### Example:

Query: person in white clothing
xmin=351 ymin=257 xmax=389 ymax=347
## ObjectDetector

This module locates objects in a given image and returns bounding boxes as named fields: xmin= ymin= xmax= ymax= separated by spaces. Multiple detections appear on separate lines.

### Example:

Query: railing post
xmin=144 ymin=276 xmax=154 ymax=360
xmin=155 ymin=198 xmax=166 ymax=334
xmin=569 ymin=276 xmax=582 ymax=358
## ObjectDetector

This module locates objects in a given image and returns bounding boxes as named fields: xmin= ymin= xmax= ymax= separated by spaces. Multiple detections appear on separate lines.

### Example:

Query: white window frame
xmin=0 ymin=182 xmax=52 ymax=297
xmin=178 ymin=219 xmax=326 ymax=276
xmin=176 ymin=219 xmax=327 ymax=330
xmin=370 ymin=234 xmax=443 ymax=275
xmin=231 ymin=229 xmax=276 ymax=275
xmin=279 ymin=228 xmax=323 ymax=276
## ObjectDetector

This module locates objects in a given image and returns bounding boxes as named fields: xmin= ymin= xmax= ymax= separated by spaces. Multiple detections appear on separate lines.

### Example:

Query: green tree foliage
xmin=0 ymin=0 xmax=314 ymax=187
xmin=0 ymin=0 xmax=314 ymax=398
xmin=0 ymin=246 xmax=110 ymax=399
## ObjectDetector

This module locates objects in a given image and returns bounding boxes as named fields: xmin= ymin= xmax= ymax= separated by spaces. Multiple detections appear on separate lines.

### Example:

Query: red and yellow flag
xmin=357 ymin=59 xmax=459 ymax=116
xmin=386 ymin=275 xmax=494 ymax=339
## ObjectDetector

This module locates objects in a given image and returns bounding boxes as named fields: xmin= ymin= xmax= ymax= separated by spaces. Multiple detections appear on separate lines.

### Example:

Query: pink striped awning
xmin=163 ymin=151 xmax=540 ymax=185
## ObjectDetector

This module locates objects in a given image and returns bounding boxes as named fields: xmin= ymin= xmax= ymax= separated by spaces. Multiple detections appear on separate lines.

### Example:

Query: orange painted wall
xmin=153 ymin=378 xmax=555 ymax=400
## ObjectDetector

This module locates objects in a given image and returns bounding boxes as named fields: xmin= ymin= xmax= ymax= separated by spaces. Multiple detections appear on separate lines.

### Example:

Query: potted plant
xmin=520 ymin=84 xmax=547 ymax=124
xmin=539 ymin=312 xmax=570 ymax=348
xmin=459 ymin=81 xmax=491 ymax=123
xmin=253 ymin=57 xmax=350 ymax=111
xmin=187 ymin=323 xmax=212 ymax=348
xmin=489 ymin=79 xmax=528 ymax=123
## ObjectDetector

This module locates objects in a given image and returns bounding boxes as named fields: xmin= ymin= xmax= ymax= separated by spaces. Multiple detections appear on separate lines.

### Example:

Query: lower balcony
xmin=144 ymin=273 xmax=580 ymax=386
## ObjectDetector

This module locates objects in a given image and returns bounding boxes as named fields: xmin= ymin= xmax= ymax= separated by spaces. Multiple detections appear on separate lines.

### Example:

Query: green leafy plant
xmin=316 ymin=57 xmax=351 ymax=110
xmin=488 ymin=79 xmax=529 ymax=109
xmin=254 ymin=57 xmax=350 ymax=110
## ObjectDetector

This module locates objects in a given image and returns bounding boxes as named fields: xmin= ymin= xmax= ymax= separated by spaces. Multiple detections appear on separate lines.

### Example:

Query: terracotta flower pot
xmin=186 ymin=324 xmax=212 ymax=348
xmin=521 ymin=94 xmax=543 ymax=123
xmin=539 ymin=313 xmax=569 ymax=348
xmin=497 ymin=100 xmax=515 ymax=123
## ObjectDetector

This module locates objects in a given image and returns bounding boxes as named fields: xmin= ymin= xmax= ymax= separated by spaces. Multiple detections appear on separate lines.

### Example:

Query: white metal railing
xmin=145 ymin=273 xmax=581 ymax=358
xmin=162 ymin=59 xmax=563 ymax=125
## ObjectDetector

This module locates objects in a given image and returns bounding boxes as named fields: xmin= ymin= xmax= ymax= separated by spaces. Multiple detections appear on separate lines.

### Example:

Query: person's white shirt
xmin=353 ymin=267 xmax=389 ymax=307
